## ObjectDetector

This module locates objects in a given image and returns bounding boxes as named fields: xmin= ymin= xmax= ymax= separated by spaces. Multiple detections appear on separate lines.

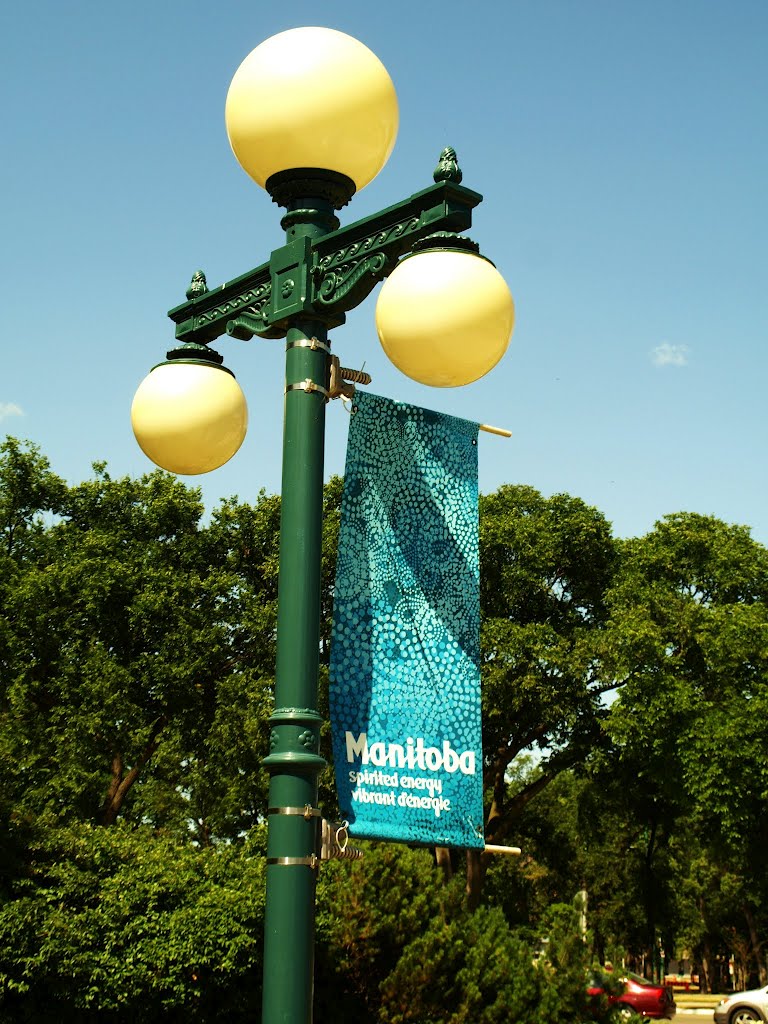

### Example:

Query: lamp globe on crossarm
xmin=375 ymin=233 xmax=515 ymax=388
xmin=131 ymin=342 xmax=248 ymax=475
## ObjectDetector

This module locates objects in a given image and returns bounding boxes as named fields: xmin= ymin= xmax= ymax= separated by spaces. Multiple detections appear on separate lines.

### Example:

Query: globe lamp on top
xmin=375 ymin=239 xmax=515 ymax=387
xmin=225 ymin=27 xmax=399 ymax=192
xmin=131 ymin=357 xmax=248 ymax=476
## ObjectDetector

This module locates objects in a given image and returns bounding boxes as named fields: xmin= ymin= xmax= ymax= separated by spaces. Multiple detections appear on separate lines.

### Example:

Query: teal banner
xmin=329 ymin=392 xmax=485 ymax=849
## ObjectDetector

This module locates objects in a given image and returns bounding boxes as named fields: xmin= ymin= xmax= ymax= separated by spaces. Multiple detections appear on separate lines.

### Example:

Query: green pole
xmin=261 ymin=195 xmax=337 ymax=1024
xmin=157 ymin=156 xmax=486 ymax=1024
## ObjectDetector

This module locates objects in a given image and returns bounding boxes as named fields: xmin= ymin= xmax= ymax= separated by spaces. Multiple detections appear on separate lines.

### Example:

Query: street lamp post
xmin=131 ymin=27 xmax=514 ymax=1024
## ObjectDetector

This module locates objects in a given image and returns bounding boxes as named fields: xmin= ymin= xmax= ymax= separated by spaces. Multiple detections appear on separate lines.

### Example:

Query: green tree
xmin=0 ymin=822 xmax=266 ymax=1022
xmin=315 ymin=843 xmax=450 ymax=1021
xmin=482 ymin=759 xmax=585 ymax=930
xmin=600 ymin=512 xmax=768 ymax=988
xmin=0 ymin=441 xmax=280 ymax=1017
xmin=0 ymin=445 xmax=282 ymax=841
xmin=317 ymin=845 xmax=605 ymax=1024
xmin=0 ymin=437 xmax=67 ymax=564
xmin=0 ymin=439 xmax=69 ymax=892
xmin=572 ymin=757 xmax=679 ymax=978
xmin=0 ymin=442 xmax=347 ymax=1018
xmin=378 ymin=899 xmax=604 ymax=1024
xmin=14 ymin=439 xmax=767 ymax=1017
xmin=464 ymin=485 xmax=617 ymax=904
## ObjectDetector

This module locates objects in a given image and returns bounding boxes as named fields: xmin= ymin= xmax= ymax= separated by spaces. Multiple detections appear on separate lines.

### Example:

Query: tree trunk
xmin=435 ymin=847 xmax=453 ymax=882
xmin=642 ymin=820 xmax=658 ymax=981
xmin=744 ymin=904 xmax=767 ymax=986
xmin=700 ymin=941 xmax=713 ymax=994
xmin=466 ymin=849 xmax=488 ymax=912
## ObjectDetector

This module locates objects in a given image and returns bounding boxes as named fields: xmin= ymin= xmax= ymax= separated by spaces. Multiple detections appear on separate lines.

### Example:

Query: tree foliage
xmin=0 ymin=822 xmax=265 ymax=1022
xmin=498 ymin=511 xmax=768 ymax=988
xmin=2 ymin=437 xmax=767 ymax=1016
xmin=0 ymin=442 xmax=279 ymax=842
xmin=317 ymin=844 xmax=605 ymax=1024
xmin=456 ymin=485 xmax=619 ymax=904
xmin=600 ymin=512 xmax=768 ymax=983
xmin=479 ymin=485 xmax=617 ymax=836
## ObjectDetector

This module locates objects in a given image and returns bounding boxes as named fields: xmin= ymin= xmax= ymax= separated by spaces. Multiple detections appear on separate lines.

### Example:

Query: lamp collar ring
xmin=156 ymin=341 xmax=236 ymax=378
xmin=266 ymin=167 xmax=356 ymax=211
xmin=406 ymin=231 xmax=496 ymax=267
xmin=152 ymin=356 xmax=236 ymax=379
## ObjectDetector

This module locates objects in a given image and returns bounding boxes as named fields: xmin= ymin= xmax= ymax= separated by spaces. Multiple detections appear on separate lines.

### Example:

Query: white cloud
xmin=0 ymin=402 xmax=24 ymax=421
xmin=652 ymin=343 xmax=689 ymax=367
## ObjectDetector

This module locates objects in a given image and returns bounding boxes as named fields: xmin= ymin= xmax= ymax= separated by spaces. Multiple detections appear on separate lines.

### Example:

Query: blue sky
xmin=2 ymin=1 xmax=766 ymax=543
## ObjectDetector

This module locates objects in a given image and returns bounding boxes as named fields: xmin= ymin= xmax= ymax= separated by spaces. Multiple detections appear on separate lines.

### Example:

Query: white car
xmin=714 ymin=986 xmax=768 ymax=1024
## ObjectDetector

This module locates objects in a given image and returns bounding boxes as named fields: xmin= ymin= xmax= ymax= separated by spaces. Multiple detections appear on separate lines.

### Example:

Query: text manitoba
xmin=345 ymin=732 xmax=476 ymax=775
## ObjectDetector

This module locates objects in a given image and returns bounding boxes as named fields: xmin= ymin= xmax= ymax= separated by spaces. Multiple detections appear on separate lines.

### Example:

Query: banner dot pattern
xmin=330 ymin=392 xmax=484 ymax=848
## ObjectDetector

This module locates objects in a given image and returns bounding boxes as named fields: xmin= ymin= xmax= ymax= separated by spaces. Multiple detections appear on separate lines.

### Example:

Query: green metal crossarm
xmin=166 ymin=178 xmax=483 ymax=345
xmin=310 ymin=179 xmax=482 ymax=316
xmin=314 ymin=179 xmax=482 ymax=264
xmin=167 ymin=259 xmax=275 ymax=344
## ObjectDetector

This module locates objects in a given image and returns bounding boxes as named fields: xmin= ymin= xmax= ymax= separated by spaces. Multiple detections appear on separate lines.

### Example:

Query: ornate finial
xmin=186 ymin=270 xmax=209 ymax=301
xmin=433 ymin=147 xmax=463 ymax=184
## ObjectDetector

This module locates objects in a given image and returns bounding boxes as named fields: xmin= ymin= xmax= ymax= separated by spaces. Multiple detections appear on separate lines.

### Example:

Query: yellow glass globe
xmin=375 ymin=250 xmax=515 ymax=387
xmin=131 ymin=362 xmax=248 ymax=475
xmin=225 ymin=27 xmax=399 ymax=191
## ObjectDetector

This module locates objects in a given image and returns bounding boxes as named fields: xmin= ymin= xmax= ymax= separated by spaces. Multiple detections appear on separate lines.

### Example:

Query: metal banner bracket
xmin=328 ymin=354 xmax=372 ymax=400
xmin=320 ymin=819 xmax=364 ymax=862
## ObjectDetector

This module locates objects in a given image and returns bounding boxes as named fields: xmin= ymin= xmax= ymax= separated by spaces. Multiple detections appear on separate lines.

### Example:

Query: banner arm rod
xmin=478 ymin=424 xmax=512 ymax=438
xmin=484 ymin=844 xmax=522 ymax=856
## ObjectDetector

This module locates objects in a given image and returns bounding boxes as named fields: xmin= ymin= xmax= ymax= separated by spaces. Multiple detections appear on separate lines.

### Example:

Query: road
xmin=675 ymin=1012 xmax=714 ymax=1023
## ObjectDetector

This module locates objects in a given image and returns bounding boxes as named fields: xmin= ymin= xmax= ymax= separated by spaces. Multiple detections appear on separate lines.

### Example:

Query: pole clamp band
xmin=286 ymin=337 xmax=331 ymax=355
xmin=267 ymin=855 xmax=319 ymax=869
xmin=267 ymin=805 xmax=322 ymax=820
xmin=285 ymin=379 xmax=330 ymax=399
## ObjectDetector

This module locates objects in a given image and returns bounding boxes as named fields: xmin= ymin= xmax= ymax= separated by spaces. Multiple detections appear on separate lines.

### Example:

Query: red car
xmin=587 ymin=970 xmax=676 ymax=1020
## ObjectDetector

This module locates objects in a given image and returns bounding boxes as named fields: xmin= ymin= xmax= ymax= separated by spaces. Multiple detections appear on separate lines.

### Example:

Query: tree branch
xmin=99 ymin=716 xmax=167 ymax=825
xmin=483 ymin=722 xmax=550 ymax=791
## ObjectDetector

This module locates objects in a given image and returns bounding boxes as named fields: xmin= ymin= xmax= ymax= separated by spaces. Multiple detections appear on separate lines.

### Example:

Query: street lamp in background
xmin=131 ymin=26 xmax=514 ymax=1024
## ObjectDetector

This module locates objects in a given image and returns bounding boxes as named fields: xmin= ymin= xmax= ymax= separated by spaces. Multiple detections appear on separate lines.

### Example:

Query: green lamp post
xmin=131 ymin=26 xmax=514 ymax=1024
